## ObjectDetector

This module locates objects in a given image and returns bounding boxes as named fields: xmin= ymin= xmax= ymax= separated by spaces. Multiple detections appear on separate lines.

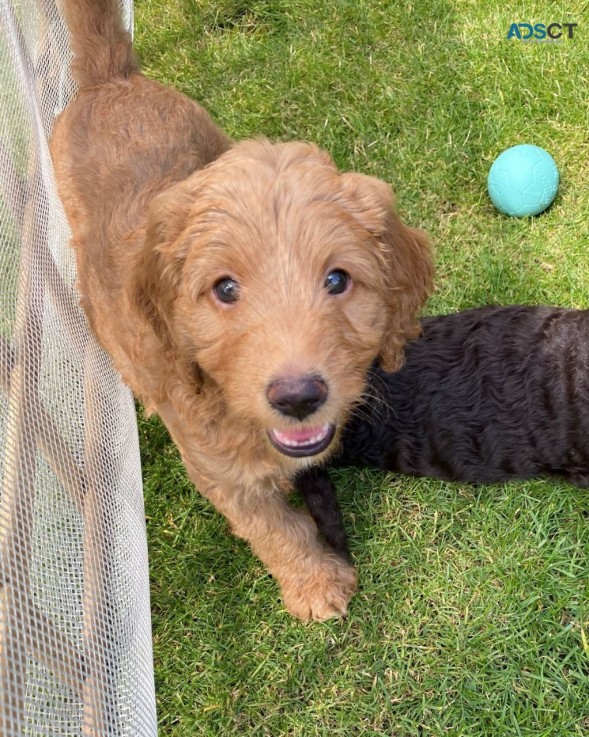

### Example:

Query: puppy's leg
xmin=294 ymin=467 xmax=351 ymax=562
xmin=191 ymin=470 xmax=356 ymax=621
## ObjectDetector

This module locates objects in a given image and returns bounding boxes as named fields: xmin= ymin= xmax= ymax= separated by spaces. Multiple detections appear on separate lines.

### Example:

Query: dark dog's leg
xmin=567 ymin=471 xmax=589 ymax=488
xmin=294 ymin=467 xmax=351 ymax=562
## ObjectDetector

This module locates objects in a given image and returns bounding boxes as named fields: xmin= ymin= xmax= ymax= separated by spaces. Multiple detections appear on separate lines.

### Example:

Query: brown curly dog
xmin=51 ymin=0 xmax=432 ymax=619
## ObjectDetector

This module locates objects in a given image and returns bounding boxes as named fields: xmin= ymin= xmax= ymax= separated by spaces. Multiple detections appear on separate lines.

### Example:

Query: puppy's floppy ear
xmin=340 ymin=173 xmax=433 ymax=372
xmin=133 ymin=177 xmax=198 ymax=348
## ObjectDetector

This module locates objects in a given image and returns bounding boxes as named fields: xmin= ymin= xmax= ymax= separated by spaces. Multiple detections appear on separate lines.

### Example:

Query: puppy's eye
xmin=324 ymin=269 xmax=350 ymax=295
xmin=213 ymin=277 xmax=240 ymax=304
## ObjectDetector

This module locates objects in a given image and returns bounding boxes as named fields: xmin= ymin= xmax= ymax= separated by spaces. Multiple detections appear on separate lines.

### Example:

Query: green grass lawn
xmin=133 ymin=1 xmax=589 ymax=734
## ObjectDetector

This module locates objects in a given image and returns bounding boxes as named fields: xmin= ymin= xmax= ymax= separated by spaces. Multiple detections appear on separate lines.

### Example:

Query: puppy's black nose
xmin=267 ymin=376 xmax=328 ymax=420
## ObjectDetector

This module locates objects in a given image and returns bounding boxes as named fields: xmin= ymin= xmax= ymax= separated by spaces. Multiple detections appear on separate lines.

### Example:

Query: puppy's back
xmin=51 ymin=0 xmax=231 ymax=375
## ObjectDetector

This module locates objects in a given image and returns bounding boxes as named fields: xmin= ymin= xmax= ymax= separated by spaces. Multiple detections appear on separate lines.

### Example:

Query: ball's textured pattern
xmin=487 ymin=144 xmax=559 ymax=217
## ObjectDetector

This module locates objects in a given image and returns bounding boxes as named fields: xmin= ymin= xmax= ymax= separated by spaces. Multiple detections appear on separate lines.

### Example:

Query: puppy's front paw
xmin=281 ymin=555 xmax=357 ymax=621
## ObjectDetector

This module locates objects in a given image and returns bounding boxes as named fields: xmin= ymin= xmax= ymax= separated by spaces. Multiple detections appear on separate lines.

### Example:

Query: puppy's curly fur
xmin=296 ymin=305 xmax=589 ymax=560
xmin=50 ymin=0 xmax=432 ymax=619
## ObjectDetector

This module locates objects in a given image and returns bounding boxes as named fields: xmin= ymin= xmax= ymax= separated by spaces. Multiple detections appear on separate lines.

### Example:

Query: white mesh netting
xmin=0 ymin=2 xmax=157 ymax=734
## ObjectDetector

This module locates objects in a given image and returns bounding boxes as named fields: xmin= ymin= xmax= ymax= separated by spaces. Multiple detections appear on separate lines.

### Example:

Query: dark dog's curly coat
xmin=296 ymin=305 xmax=589 ymax=559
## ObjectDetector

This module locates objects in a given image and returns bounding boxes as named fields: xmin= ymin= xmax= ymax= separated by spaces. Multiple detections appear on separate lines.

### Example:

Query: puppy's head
xmin=135 ymin=139 xmax=432 ymax=465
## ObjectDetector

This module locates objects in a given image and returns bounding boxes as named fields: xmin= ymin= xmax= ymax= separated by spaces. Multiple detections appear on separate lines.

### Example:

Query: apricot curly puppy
xmin=51 ymin=0 xmax=432 ymax=619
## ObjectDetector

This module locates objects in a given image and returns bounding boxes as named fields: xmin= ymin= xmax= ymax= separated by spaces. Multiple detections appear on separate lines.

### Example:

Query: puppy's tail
xmin=60 ymin=0 xmax=140 ymax=88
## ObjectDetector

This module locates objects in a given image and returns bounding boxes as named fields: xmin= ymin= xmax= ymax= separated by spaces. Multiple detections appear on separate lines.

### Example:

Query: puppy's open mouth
xmin=268 ymin=423 xmax=336 ymax=458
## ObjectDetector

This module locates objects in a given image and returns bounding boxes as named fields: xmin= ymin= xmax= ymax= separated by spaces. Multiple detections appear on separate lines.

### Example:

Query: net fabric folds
xmin=0 ymin=2 xmax=156 ymax=734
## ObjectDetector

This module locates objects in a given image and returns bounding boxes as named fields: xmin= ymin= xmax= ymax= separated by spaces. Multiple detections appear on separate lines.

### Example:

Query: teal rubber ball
xmin=487 ymin=144 xmax=559 ymax=217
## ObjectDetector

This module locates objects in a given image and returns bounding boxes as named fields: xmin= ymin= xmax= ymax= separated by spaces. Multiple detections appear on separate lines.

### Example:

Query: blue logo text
xmin=506 ymin=22 xmax=577 ymax=41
